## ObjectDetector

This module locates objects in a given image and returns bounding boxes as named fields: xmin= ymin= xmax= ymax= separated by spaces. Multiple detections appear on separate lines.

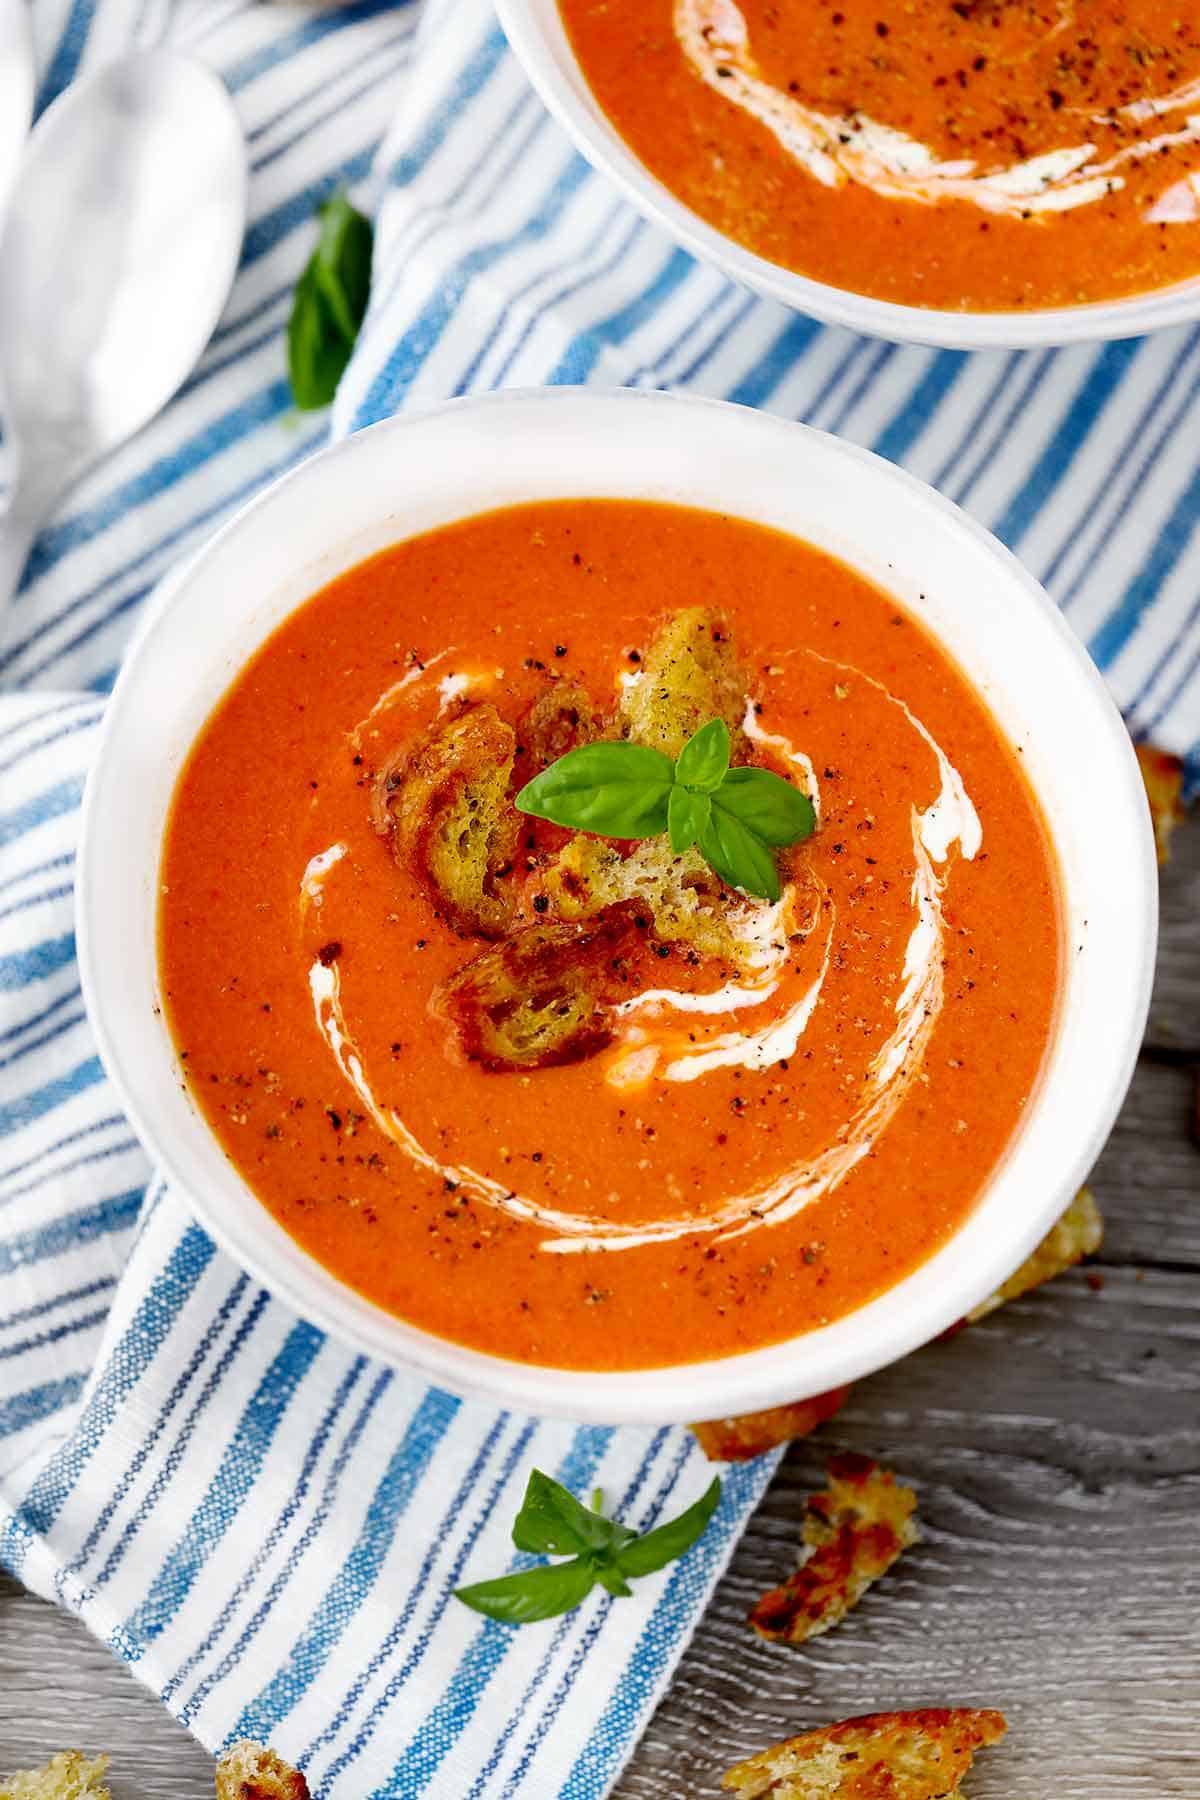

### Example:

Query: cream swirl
xmin=302 ymin=657 xmax=982 ymax=1254
xmin=676 ymin=0 xmax=1200 ymax=220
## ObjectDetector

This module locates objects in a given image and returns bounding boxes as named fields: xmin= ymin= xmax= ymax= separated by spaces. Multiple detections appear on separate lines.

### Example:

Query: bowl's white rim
xmin=494 ymin=0 xmax=1200 ymax=350
xmin=77 ymin=386 xmax=1158 ymax=1424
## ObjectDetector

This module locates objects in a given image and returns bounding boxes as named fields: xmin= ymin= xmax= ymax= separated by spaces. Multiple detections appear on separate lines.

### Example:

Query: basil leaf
xmin=714 ymin=766 xmax=816 ymax=847
xmin=312 ymin=192 xmax=372 ymax=344
xmin=699 ymin=805 xmax=781 ymax=902
xmin=614 ymin=1478 xmax=722 ymax=1580
xmin=592 ymin=1557 xmax=634 ymax=1599
xmin=512 ymin=1469 xmax=622 ymax=1557
xmin=455 ymin=1555 xmax=597 ymax=1624
xmin=675 ymin=718 xmax=731 ymax=795
xmin=287 ymin=192 xmax=373 ymax=411
xmin=287 ymin=262 xmax=351 ymax=411
xmin=667 ymin=784 xmax=710 ymax=856
xmin=516 ymin=741 xmax=674 ymax=838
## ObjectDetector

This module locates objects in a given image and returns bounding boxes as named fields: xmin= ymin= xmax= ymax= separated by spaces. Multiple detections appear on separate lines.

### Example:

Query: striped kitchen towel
xmin=1 ymin=0 xmax=1197 ymax=1792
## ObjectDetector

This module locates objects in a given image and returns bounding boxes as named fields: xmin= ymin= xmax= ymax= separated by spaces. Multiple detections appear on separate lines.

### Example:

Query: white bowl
xmin=495 ymin=0 xmax=1200 ymax=350
xmin=78 ymin=388 xmax=1156 ymax=1423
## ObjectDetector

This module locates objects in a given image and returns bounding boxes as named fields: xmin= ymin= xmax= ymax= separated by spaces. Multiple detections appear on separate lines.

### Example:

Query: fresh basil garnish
xmin=667 ymin=783 xmax=711 ymax=856
xmin=714 ymin=763 xmax=817 ymax=844
xmin=515 ymin=716 xmax=815 ymax=902
xmin=673 ymin=715 xmax=731 ymax=793
xmin=699 ymin=802 xmax=785 ymax=903
xmin=455 ymin=1470 xmax=722 ymax=1625
xmin=287 ymin=191 xmax=374 ymax=411
xmin=514 ymin=740 xmax=675 ymax=838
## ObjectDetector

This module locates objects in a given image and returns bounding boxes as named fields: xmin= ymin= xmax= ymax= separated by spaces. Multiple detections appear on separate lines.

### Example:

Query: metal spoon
xmin=0 ymin=0 xmax=34 ymax=219
xmin=0 ymin=50 xmax=246 ymax=606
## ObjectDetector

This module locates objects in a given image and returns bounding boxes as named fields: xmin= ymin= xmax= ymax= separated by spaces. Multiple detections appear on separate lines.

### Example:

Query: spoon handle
xmin=0 ymin=453 xmax=65 ymax=610
xmin=0 ymin=507 xmax=40 ymax=611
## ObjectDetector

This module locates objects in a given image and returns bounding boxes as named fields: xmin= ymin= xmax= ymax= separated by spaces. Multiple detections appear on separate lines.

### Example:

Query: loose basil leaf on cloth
xmin=612 ymin=1477 xmax=721 ymax=1579
xmin=455 ymin=1470 xmax=723 ymax=1624
xmin=515 ymin=740 xmax=675 ymax=837
xmin=512 ymin=1468 xmax=632 ymax=1556
xmin=287 ymin=192 xmax=374 ymax=410
xmin=592 ymin=1561 xmax=634 ymax=1599
xmin=312 ymin=190 xmax=372 ymax=340
xmin=716 ymin=764 xmax=817 ymax=846
xmin=674 ymin=716 xmax=731 ymax=793
xmin=456 ymin=1556 xmax=598 ymax=1624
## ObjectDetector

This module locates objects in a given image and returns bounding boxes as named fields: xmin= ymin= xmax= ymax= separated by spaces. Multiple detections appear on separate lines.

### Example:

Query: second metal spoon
xmin=0 ymin=49 xmax=246 ymax=608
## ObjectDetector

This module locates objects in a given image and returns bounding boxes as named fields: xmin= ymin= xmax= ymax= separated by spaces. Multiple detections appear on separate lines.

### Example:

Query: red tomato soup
xmin=556 ymin=0 xmax=1200 ymax=312
xmin=158 ymin=501 xmax=1062 ymax=1370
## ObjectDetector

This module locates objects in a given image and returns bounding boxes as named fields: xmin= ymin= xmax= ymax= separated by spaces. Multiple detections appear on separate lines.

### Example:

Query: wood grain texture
xmin=1 ymin=823 xmax=1196 ymax=1797
xmin=1145 ymin=802 xmax=1200 ymax=1052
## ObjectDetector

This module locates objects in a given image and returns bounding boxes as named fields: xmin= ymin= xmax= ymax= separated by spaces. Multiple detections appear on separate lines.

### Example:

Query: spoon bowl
xmin=0 ymin=50 xmax=246 ymax=602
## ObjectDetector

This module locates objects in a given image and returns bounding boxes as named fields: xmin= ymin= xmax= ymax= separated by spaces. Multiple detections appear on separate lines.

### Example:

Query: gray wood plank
xmin=1089 ymin=1055 xmax=1198 ymax=1270
xmin=1145 ymin=804 xmax=1200 ymax=1053
xmin=1 ymin=821 xmax=1196 ymax=1797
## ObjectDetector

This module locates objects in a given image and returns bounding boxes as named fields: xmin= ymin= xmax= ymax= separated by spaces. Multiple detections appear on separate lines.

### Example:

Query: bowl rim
xmin=494 ymin=0 xmax=1200 ymax=350
xmin=77 ymin=385 xmax=1158 ymax=1423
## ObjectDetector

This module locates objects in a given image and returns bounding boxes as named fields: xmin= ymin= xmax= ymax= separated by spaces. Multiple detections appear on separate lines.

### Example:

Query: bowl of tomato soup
xmin=496 ymin=0 xmax=1200 ymax=346
xmin=78 ymin=389 xmax=1155 ymax=1422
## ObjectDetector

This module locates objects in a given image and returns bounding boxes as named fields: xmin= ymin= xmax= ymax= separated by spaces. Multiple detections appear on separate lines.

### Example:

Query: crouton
xmin=691 ymin=1387 xmax=850 ymax=1462
xmin=619 ymin=607 xmax=748 ymax=758
xmin=436 ymin=916 xmax=636 ymax=1071
xmin=541 ymin=836 xmax=752 ymax=965
xmin=373 ymin=704 xmax=518 ymax=937
xmin=749 ymin=1454 xmax=918 ymax=1644
xmin=0 ymin=1755 xmax=110 ymax=1800
xmin=721 ymin=1708 xmax=1006 ymax=1799
xmin=521 ymin=678 xmax=600 ymax=768
xmin=966 ymin=1185 xmax=1103 ymax=1323
xmin=1136 ymin=742 xmax=1186 ymax=865
xmin=215 ymin=1743 xmax=310 ymax=1800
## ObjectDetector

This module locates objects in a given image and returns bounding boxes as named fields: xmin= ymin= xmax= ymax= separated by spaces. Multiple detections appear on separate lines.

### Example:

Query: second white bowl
xmin=496 ymin=0 xmax=1200 ymax=350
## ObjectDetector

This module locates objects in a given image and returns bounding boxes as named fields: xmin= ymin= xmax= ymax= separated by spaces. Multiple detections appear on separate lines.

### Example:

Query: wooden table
xmin=2 ymin=821 xmax=1197 ymax=1798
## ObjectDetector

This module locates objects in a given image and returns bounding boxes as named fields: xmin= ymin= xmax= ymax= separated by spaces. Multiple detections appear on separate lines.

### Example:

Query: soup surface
xmin=159 ymin=500 xmax=1061 ymax=1370
xmin=557 ymin=0 xmax=1200 ymax=311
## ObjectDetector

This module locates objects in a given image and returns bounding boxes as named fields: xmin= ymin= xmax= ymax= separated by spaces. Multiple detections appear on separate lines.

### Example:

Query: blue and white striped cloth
xmin=1 ymin=0 xmax=1197 ymax=1790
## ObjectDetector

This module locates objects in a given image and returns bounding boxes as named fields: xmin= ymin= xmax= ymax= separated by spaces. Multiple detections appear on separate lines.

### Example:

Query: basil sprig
xmin=516 ymin=717 xmax=815 ymax=902
xmin=455 ymin=1470 xmax=721 ymax=1624
xmin=287 ymin=191 xmax=374 ymax=410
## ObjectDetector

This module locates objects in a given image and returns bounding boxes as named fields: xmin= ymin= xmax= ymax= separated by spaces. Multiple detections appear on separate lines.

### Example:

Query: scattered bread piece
xmin=691 ymin=1388 xmax=850 ymax=1462
xmin=966 ymin=1186 xmax=1103 ymax=1324
xmin=722 ymin=1708 xmax=1006 ymax=1799
xmin=542 ymin=835 xmax=752 ymax=964
xmin=749 ymin=1454 xmax=918 ymax=1644
xmin=1136 ymin=742 xmax=1186 ymax=865
xmin=619 ymin=607 xmax=748 ymax=758
xmin=215 ymin=1742 xmax=310 ymax=1800
xmin=521 ymin=678 xmax=600 ymax=768
xmin=436 ymin=915 xmax=635 ymax=1070
xmin=373 ymin=703 xmax=518 ymax=937
xmin=0 ymin=1754 xmax=110 ymax=1800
